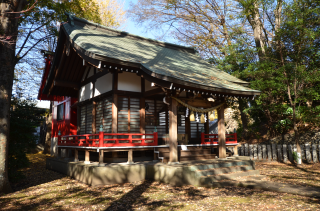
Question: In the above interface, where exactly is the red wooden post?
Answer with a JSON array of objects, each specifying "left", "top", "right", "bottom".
[
  {"left": 154, "top": 132, "right": 158, "bottom": 145},
  {"left": 58, "top": 130, "right": 61, "bottom": 146},
  {"left": 99, "top": 125, "right": 104, "bottom": 147},
  {"left": 201, "top": 132, "right": 205, "bottom": 145},
  {"left": 234, "top": 132, "right": 237, "bottom": 143}
]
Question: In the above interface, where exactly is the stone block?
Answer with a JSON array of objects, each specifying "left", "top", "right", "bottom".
[
  {"left": 258, "top": 145, "right": 262, "bottom": 160},
  {"left": 272, "top": 144, "right": 277, "bottom": 161},
  {"left": 262, "top": 145, "right": 267, "bottom": 160},
  {"left": 253, "top": 144, "right": 257, "bottom": 160},
  {"left": 249, "top": 144, "right": 253, "bottom": 160},
  {"left": 283, "top": 144, "right": 288, "bottom": 162},
  {"left": 312, "top": 144, "right": 318, "bottom": 163},
  {"left": 277, "top": 145, "right": 283, "bottom": 162},
  {"left": 245, "top": 144, "right": 249, "bottom": 156},
  {"left": 267, "top": 145, "right": 272, "bottom": 161},
  {"left": 288, "top": 145, "right": 293, "bottom": 163},
  {"left": 305, "top": 144, "right": 312, "bottom": 163},
  {"left": 241, "top": 145, "right": 245, "bottom": 156}
]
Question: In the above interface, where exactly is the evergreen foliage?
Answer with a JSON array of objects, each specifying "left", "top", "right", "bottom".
[{"left": 8, "top": 98, "right": 48, "bottom": 182}]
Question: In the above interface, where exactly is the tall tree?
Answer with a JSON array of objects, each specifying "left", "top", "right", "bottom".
[
  {"left": 1, "top": 0, "right": 126, "bottom": 193},
  {"left": 129, "top": 0, "right": 242, "bottom": 58},
  {"left": 0, "top": 0, "right": 28, "bottom": 194}
]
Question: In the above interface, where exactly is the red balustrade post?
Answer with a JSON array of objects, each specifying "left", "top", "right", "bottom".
[
  {"left": 154, "top": 132, "right": 158, "bottom": 146},
  {"left": 201, "top": 132, "right": 205, "bottom": 145},
  {"left": 99, "top": 125, "right": 104, "bottom": 147},
  {"left": 234, "top": 132, "right": 237, "bottom": 143},
  {"left": 58, "top": 130, "right": 61, "bottom": 146}
]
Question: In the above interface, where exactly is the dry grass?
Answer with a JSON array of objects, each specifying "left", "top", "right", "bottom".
[{"left": 1, "top": 153, "right": 320, "bottom": 210}]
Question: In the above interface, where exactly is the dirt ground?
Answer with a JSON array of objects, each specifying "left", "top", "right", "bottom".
[{"left": 1, "top": 153, "right": 320, "bottom": 211}]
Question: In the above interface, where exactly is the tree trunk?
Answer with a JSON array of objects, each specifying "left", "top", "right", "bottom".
[
  {"left": 238, "top": 99, "right": 249, "bottom": 139},
  {"left": 43, "top": 114, "right": 52, "bottom": 154},
  {"left": 0, "top": 0, "right": 27, "bottom": 193}
]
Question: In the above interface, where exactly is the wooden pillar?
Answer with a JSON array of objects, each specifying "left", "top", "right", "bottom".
[
  {"left": 112, "top": 94, "right": 118, "bottom": 133},
  {"left": 128, "top": 149, "right": 133, "bottom": 164},
  {"left": 218, "top": 104, "right": 226, "bottom": 158},
  {"left": 185, "top": 115, "right": 190, "bottom": 145},
  {"left": 84, "top": 150, "right": 90, "bottom": 164},
  {"left": 77, "top": 105, "right": 80, "bottom": 135},
  {"left": 140, "top": 78, "right": 146, "bottom": 134},
  {"left": 92, "top": 101, "right": 96, "bottom": 133},
  {"left": 169, "top": 98, "right": 178, "bottom": 163},
  {"left": 140, "top": 98, "right": 145, "bottom": 134},
  {"left": 112, "top": 71, "right": 118, "bottom": 133},
  {"left": 99, "top": 150, "right": 104, "bottom": 166},
  {"left": 74, "top": 149, "right": 79, "bottom": 162}
]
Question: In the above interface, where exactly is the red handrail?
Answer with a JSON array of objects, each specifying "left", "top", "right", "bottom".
[
  {"left": 201, "top": 132, "right": 237, "bottom": 145},
  {"left": 58, "top": 131, "right": 158, "bottom": 147}
]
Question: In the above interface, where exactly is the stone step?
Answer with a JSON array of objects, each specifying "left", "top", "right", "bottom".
[
  {"left": 189, "top": 160, "right": 255, "bottom": 171},
  {"left": 180, "top": 154, "right": 217, "bottom": 161},
  {"left": 199, "top": 170, "right": 261, "bottom": 184},
  {"left": 156, "top": 147, "right": 170, "bottom": 152},
  {"left": 180, "top": 149, "right": 212, "bottom": 156},
  {"left": 196, "top": 165, "right": 254, "bottom": 177}
]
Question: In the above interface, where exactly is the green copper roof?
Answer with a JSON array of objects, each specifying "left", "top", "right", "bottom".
[{"left": 62, "top": 15, "right": 260, "bottom": 94}]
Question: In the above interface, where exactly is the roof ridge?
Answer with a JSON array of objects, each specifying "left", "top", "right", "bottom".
[{"left": 65, "top": 12, "right": 196, "bottom": 53}]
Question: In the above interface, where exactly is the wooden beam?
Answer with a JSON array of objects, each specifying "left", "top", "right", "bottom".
[
  {"left": 54, "top": 80, "right": 79, "bottom": 90},
  {"left": 143, "top": 88, "right": 164, "bottom": 97},
  {"left": 80, "top": 69, "right": 109, "bottom": 86},
  {"left": 218, "top": 103, "right": 226, "bottom": 158},
  {"left": 169, "top": 98, "right": 178, "bottom": 163},
  {"left": 178, "top": 98, "right": 215, "bottom": 108}
]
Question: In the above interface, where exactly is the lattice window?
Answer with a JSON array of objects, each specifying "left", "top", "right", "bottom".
[
  {"left": 79, "top": 103, "right": 93, "bottom": 134},
  {"left": 118, "top": 97, "right": 140, "bottom": 133},
  {"left": 95, "top": 97, "right": 112, "bottom": 133}
]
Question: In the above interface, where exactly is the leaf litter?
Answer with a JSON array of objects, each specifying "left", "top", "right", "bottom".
[{"left": 0, "top": 152, "right": 319, "bottom": 210}]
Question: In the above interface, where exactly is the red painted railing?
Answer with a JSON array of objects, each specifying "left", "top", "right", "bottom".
[
  {"left": 201, "top": 132, "right": 237, "bottom": 145},
  {"left": 58, "top": 131, "right": 158, "bottom": 147}
]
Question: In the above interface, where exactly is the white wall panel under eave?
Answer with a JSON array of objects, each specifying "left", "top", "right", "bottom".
[
  {"left": 94, "top": 73, "right": 112, "bottom": 97},
  {"left": 118, "top": 72, "right": 141, "bottom": 92},
  {"left": 145, "top": 79, "right": 157, "bottom": 91},
  {"left": 79, "top": 82, "right": 93, "bottom": 102}
]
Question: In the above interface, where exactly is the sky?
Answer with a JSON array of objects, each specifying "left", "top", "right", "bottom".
[
  {"left": 37, "top": 0, "right": 159, "bottom": 109},
  {"left": 123, "top": 0, "right": 156, "bottom": 39}
]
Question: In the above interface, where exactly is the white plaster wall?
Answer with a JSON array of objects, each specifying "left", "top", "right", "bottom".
[
  {"left": 118, "top": 72, "right": 141, "bottom": 92},
  {"left": 145, "top": 79, "right": 157, "bottom": 91},
  {"left": 79, "top": 82, "right": 93, "bottom": 102},
  {"left": 94, "top": 73, "right": 112, "bottom": 97}
]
